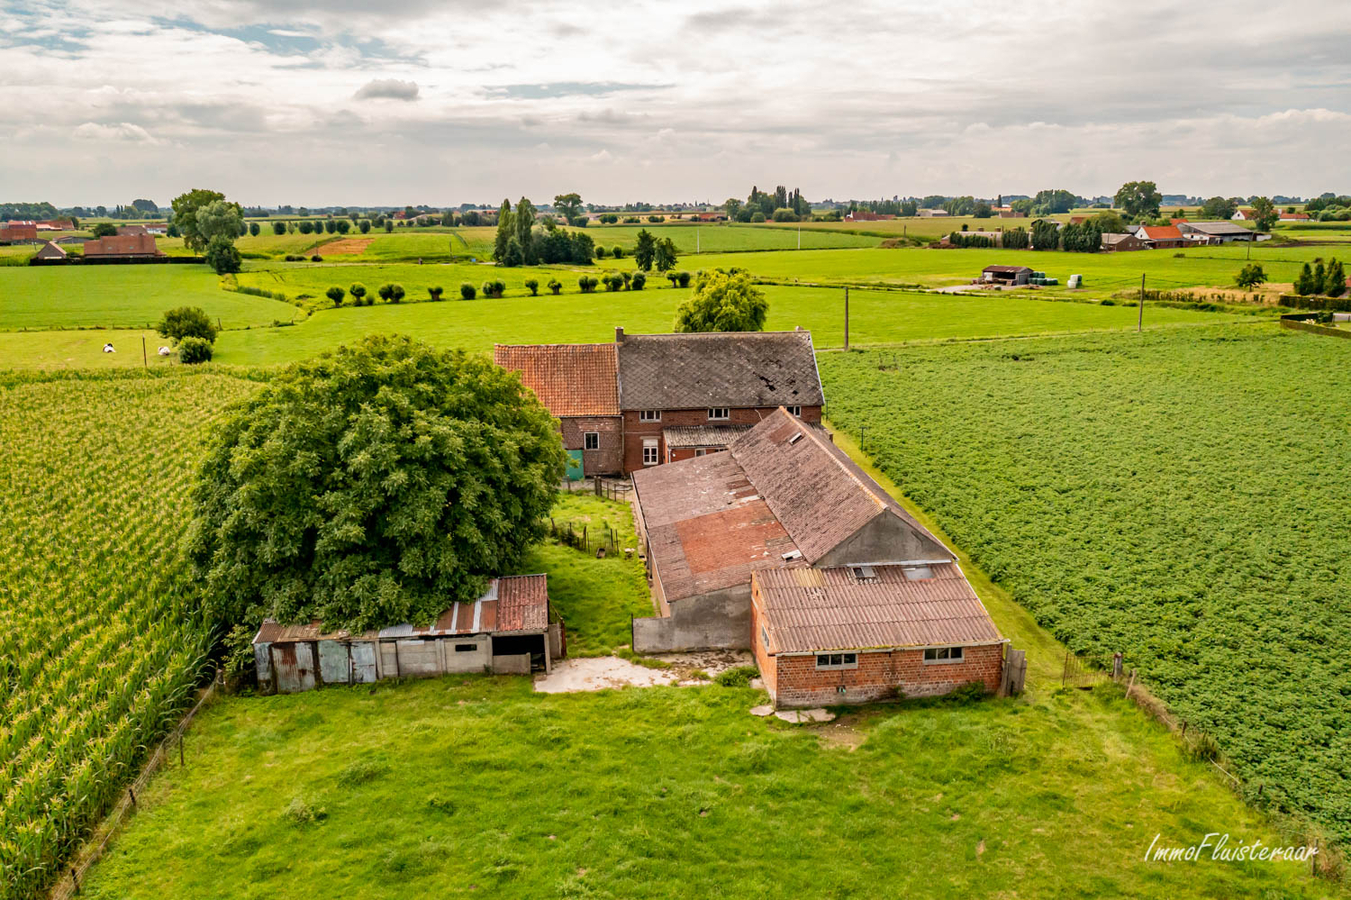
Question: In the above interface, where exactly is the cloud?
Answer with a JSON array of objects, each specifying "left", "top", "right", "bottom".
[
  {"left": 353, "top": 78, "right": 420, "bottom": 101},
  {"left": 72, "top": 121, "right": 158, "bottom": 143}
]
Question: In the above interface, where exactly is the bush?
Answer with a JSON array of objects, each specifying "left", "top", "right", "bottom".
[
  {"left": 428, "top": 285, "right": 444, "bottom": 301},
  {"left": 298, "top": 221, "right": 314, "bottom": 235},
  {"left": 772, "top": 208, "right": 799, "bottom": 222},
  {"left": 623, "top": 216, "right": 640, "bottom": 224},
  {"left": 599, "top": 213, "right": 619, "bottom": 224},
  {"left": 524, "top": 278, "right": 539, "bottom": 296},
  {"left": 579, "top": 275, "right": 598, "bottom": 293},
  {"left": 595, "top": 245, "right": 608, "bottom": 258},
  {"left": 326, "top": 286, "right": 345, "bottom": 306},
  {"left": 603, "top": 273, "right": 623, "bottom": 292},
  {"left": 648, "top": 215, "right": 665, "bottom": 223},
  {"left": 714, "top": 666, "right": 759, "bottom": 687},
  {"left": 460, "top": 282, "right": 477, "bottom": 300},
  {"left": 310, "top": 254, "right": 323, "bottom": 262},
  {"left": 272, "top": 221, "right": 285, "bottom": 235},
  {"left": 1235, "top": 263, "right": 1267, "bottom": 289},
  {"left": 631, "top": 273, "right": 646, "bottom": 290},
  {"left": 750, "top": 211, "right": 766, "bottom": 223},
  {"left": 204, "top": 236, "right": 242, "bottom": 274},
  {"left": 248, "top": 222, "right": 261, "bottom": 237},
  {"left": 157, "top": 306, "right": 218, "bottom": 343},
  {"left": 482, "top": 280, "right": 505, "bottom": 299},
  {"left": 378, "top": 283, "right": 395, "bottom": 302},
  {"left": 178, "top": 336, "right": 213, "bottom": 364},
  {"left": 675, "top": 271, "right": 692, "bottom": 288},
  {"left": 389, "top": 283, "right": 405, "bottom": 303},
  {"left": 350, "top": 283, "right": 367, "bottom": 305},
  {"left": 675, "top": 269, "right": 767, "bottom": 333},
  {"left": 547, "top": 278, "right": 562, "bottom": 295},
  {"left": 284, "top": 254, "right": 305, "bottom": 262}
]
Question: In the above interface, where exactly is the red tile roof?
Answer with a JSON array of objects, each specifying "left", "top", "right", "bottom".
[
  {"left": 494, "top": 343, "right": 619, "bottom": 418},
  {"left": 1138, "top": 225, "right": 1184, "bottom": 241},
  {"left": 754, "top": 564, "right": 1004, "bottom": 654}
]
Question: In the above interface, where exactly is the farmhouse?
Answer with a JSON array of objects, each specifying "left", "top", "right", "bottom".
[
  {"left": 82, "top": 233, "right": 163, "bottom": 258},
  {"left": 1280, "top": 212, "right": 1311, "bottom": 221},
  {"left": 916, "top": 208, "right": 949, "bottom": 217},
  {"left": 629, "top": 408, "right": 1007, "bottom": 703},
  {"left": 1101, "top": 232, "right": 1148, "bottom": 252},
  {"left": 32, "top": 240, "right": 66, "bottom": 260},
  {"left": 1136, "top": 225, "right": 1188, "bottom": 249},
  {"left": 496, "top": 328, "right": 825, "bottom": 476},
  {"left": 252, "top": 574, "right": 561, "bottom": 693},
  {"left": 844, "top": 210, "right": 895, "bottom": 221},
  {"left": 981, "top": 264, "right": 1032, "bottom": 285},
  {"left": 1, "top": 220, "right": 38, "bottom": 243},
  {"left": 751, "top": 565, "right": 1006, "bottom": 707},
  {"left": 492, "top": 343, "right": 621, "bottom": 479}
]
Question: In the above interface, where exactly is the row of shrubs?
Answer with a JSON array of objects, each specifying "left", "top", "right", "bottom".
[{"left": 322, "top": 271, "right": 695, "bottom": 307}]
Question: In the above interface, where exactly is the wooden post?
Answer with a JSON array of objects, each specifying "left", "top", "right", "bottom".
[
  {"left": 129, "top": 787, "right": 136, "bottom": 807},
  {"left": 1138, "top": 273, "right": 1145, "bottom": 332},
  {"left": 843, "top": 287, "right": 849, "bottom": 351},
  {"left": 142, "top": 335, "right": 147, "bottom": 367},
  {"left": 1062, "top": 649, "right": 1070, "bottom": 688},
  {"left": 1126, "top": 668, "right": 1137, "bottom": 700},
  {"left": 71, "top": 867, "right": 79, "bottom": 894},
  {"left": 179, "top": 732, "right": 184, "bottom": 767}
]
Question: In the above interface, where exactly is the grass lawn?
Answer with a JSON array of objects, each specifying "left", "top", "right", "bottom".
[
  {"left": 0, "top": 328, "right": 183, "bottom": 369},
  {"left": 565, "top": 222, "right": 879, "bottom": 253},
  {"left": 0, "top": 265, "right": 298, "bottom": 331},
  {"left": 818, "top": 326, "right": 1351, "bottom": 846},
  {"left": 237, "top": 261, "right": 586, "bottom": 305}
]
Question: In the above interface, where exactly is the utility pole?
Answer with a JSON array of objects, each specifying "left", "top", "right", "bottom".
[
  {"left": 696, "top": 226, "right": 700, "bottom": 254},
  {"left": 844, "top": 287, "right": 850, "bottom": 350},
  {"left": 142, "top": 335, "right": 147, "bottom": 367},
  {"left": 798, "top": 224, "right": 801, "bottom": 250},
  {"left": 1138, "top": 273, "right": 1145, "bottom": 332}
]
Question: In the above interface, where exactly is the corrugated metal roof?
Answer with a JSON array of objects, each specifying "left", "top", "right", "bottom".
[
  {"left": 493, "top": 344, "right": 619, "bottom": 417},
  {"left": 754, "top": 564, "right": 1003, "bottom": 654},
  {"left": 617, "top": 330, "right": 824, "bottom": 410},
  {"left": 253, "top": 574, "right": 549, "bottom": 644},
  {"left": 663, "top": 424, "right": 752, "bottom": 449}
]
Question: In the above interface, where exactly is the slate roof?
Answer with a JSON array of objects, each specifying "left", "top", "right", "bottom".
[
  {"left": 252, "top": 574, "right": 550, "bottom": 643},
  {"left": 753, "top": 564, "right": 1004, "bottom": 654},
  {"left": 494, "top": 343, "right": 619, "bottom": 418},
  {"left": 729, "top": 408, "right": 951, "bottom": 564},
  {"left": 616, "top": 330, "right": 824, "bottom": 411}
]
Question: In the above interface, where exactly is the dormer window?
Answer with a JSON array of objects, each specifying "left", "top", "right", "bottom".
[
  {"left": 851, "top": 565, "right": 876, "bottom": 582},
  {"left": 708, "top": 408, "right": 729, "bottom": 421},
  {"left": 902, "top": 566, "right": 934, "bottom": 581}
]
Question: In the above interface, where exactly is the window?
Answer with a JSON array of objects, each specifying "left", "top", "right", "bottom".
[
  {"left": 923, "top": 646, "right": 964, "bottom": 664},
  {"left": 787, "top": 405, "right": 801, "bottom": 416},
  {"left": 584, "top": 431, "right": 599, "bottom": 450},
  {"left": 708, "top": 408, "right": 729, "bottom": 420},
  {"left": 639, "top": 410, "right": 661, "bottom": 422},
  {"left": 454, "top": 643, "right": 479, "bottom": 653},
  {"left": 760, "top": 626, "right": 769, "bottom": 649},
  {"left": 642, "top": 439, "right": 659, "bottom": 466},
  {"left": 695, "top": 449, "right": 706, "bottom": 457},
  {"left": 851, "top": 565, "right": 877, "bottom": 582},
  {"left": 816, "top": 652, "right": 858, "bottom": 670}
]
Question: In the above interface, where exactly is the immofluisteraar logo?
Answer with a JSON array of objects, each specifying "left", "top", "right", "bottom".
[{"left": 1145, "top": 833, "right": 1318, "bottom": 863}]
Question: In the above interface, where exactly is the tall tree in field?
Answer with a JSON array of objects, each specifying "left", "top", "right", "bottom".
[
  {"left": 514, "top": 197, "right": 536, "bottom": 264},
  {"left": 553, "top": 192, "right": 583, "bottom": 225},
  {"left": 1325, "top": 259, "right": 1347, "bottom": 297},
  {"left": 633, "top": 229, "right": 657, "bottom": 271},
  {"left": 494, "top": 198, "right": 514, "bottom": 264},
  {"left": 188, "top": 335, "right": 566, "bottom": 634},
  {"left": 1250, "top": 197, "right": 1278, "bottom": 232},
  {"left": 654, "top": 237, "right": 678, "bottom": 272},
  {"left": 1114, "top": 181, "right": 1162, "bottom": 221},
  {"left": 1199, "top": 196, "right": 1237, "bottom": 220},
  {"left": 724, "top": 198, "right": 742, "bottom": 220},
  {"left": 674, "top": 269, "right": 768, "bottom": 333},
  {"left": 171, "top": 189, "right": 241, "bottom": 252}
]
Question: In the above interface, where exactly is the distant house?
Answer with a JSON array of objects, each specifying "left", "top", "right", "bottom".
[
  {"left": 1101, "top": 232, "right": 1148, "bottom": 252},
  {"left": 252, "top": 574, "right": 561, "bottom": 693},
  {"left": 631, "top": 409, "right": 1009, "bottom": 706},
  {"left": 1177, "top": 221, "right": 1257, "bottom": 244},
  {"left": 146, "top": 224, "right": 169, "bottom": 235},
  {"left": 1, "top": 221, "right": 38, "bottom": 243},
  {"left": 82, "top": 234, "right": 164, "bottom": 258},
  {"left": 981, "top": 264, "right": 1033, "bottom": 285},
  {"left": 1232, "top": 209, "right": 1257, "bottom": 221},
  {"left": 33, "top": 241, "right": 66, "bottom": 260},
  {"left": 844, "top": 210, "right": 895, "bottom": 221},
  {"left": 116, "top": 224, "right": 149, "bottom": 237},
  {"left": 691, "top": 213, "right": 727, "bottom": 222},
  {"left": 37, "top": 219, "right": 74, "bottom": 231},
  {"left": 917, "top": 209, "right": 949, "bottom": 218},
  {"left": 1280, "top": 212, "right": 1311, "bottom": 221},
  {"left": 997, "top": 210, "right": 1026, "bottom": 218},
  {"left": 1136, "top": 225, "right": 1188, "bottom": 250}
]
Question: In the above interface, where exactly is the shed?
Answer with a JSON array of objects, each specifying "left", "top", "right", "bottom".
[
  {"left": 981, "top": 265, "right": 1033, "bottom": 285},
  {"left": 33, "top": 241, "right": 67, "bottom": 260},
  {"left": 252, "top": 574, "right": 562, "bottom": 693},
  {"left": 1101, "top": 232, "right": 1147, "bottom": 252}
]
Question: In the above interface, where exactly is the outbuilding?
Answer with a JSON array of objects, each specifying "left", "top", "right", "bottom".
[
  {"left": 33, "top": 241, "right": 67, "bottom": 260},
  {"left": 252, "top": 574, "right": 562, "bottom": 693},
  {"left": 981, "top": 264, "right": 1032, "bottom": 285},
  {"left": 1101, "top": 232, "right": 1148, "bottom": 252}
]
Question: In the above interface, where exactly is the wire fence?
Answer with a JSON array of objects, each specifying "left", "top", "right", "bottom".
[{"left": 51, "top": 669, "right": 222, "bottom": 900}]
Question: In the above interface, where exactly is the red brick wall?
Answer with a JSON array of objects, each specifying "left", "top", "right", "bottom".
[
  {"left": 621, "top": 406, "right": 822, "bottom": 473},
  {"left": 750, "top": 582, "right": 776, "bottom": 697},
  {"left": 771, "top": 643, "right": 1003, "bottom": 708},
  {"left": 560, "top": 416, "right": 623, "bottom": 476},
  {"left": 1, "top": 224, "right": 37, "bottom": 242},
  {"left": 669, "top": 447, "right": 729, "bottom": 463},
  {"left": 84, "top": 234, "right": 160, "bottom": 256}
]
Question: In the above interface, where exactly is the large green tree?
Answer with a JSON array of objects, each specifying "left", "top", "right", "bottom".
[
  {"left": 493, "top": 198, "right": 514, "bottom": 263},
  {"left": 633, "top": 228, "right": 657, "bottom": 271},
  {"left": 1114, "top": 181, "right": 1162, "bottom": 220},
  {"left": 170, "top": 189, "right": 242, "bottom": 252},
  {"left": 1199, "top": 196, "right": 1238, "bottom": 220},
  {"left": 553, "top": 192, "right": 583, "bottom": 225},
  {"left": 1250, "top": 196, "right": 1278, "bottom": 232},
  {"left": 674, "top": 268, "right": 768, "bottom": 333},
  {"left": 188, "top": 335, "right": 566, "bottom": 633},
  {"left": 514, "top": 197, "right": 536, "bottom": 263}
]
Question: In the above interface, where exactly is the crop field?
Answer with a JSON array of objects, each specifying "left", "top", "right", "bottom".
[
  {"left": 0, "top": 266, "right": 296, "bottom": 331},
  {"left": 0, "top": 370, "right": 261, "bottom": 899},
  {"left": 196, "top": 284, "right": 1237, "bottom": 367},
  {"left": 564, "top": 223, "right": 879, "bottom": 253},
  {"left": 818, "top": 326, "right": 1351, "bottom": 843}
]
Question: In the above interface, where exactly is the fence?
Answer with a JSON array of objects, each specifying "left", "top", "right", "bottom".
[
  {"left": 548, "top": 516, "right": 627, "bottom": 558},
  {"left": 594, "top": 478, "right": 632, "bottom": 503},
  {"left": 51, "top": 669, "right": 223, "bottom": 900}
]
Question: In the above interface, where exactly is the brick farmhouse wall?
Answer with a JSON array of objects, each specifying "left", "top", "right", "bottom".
[
  {"left": 621, "top": 405, "right": 822, "bottom": 473},
  {"left": 560, "top": 415, "right": 623, "bottom": 476},
  {"left": 770, "top": 644, "right": 1003, "bottom": 708}
]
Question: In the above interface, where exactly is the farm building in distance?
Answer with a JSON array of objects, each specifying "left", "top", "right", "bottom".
[
  {"left": 1178, "top": 221, "right": 1259, "bottom": 243},
  {"left": 981, "top": 265, "right": 1032, "bottom": 285},
  {"left": 1135, "top": 225, "right": 1188, "bottom": 249},
  {"left": 844, "top": 210, "right": 895, "bottom": 221},
  {"left": 82, "top": 234, "right": 163, "bottom": 258},
  {"left": 1101, "top": 232, "right": 1148, "bottom": 252},
  {"left": 33, "top": 241, "right": 66, "bottom": 260},
  {"left": 495, "top": 328, "right": 825, "bottom": 477},
  {"left": 1, "top": 221, "right": 37, "bottom": 243},
  {"left": 252, "top": 574, "right": 562, "bottom": 693},
  {"left": 629, "top": 408, "right": 1010, "bottom": 707}
]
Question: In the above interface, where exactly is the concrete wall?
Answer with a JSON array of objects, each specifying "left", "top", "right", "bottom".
[
  {"left": 632, "top": 584, "right": 751, "bottom": 653},
  {"left": 815, "top": 510, "right": 950, "bottom": 568},
  {"left": 771, "top": 643, "right": 1004, "bottom": 708}
]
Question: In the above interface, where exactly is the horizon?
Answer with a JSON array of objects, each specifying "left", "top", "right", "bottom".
[{"left": 3, "top": 0, "right": 1350, "bottom": 206}]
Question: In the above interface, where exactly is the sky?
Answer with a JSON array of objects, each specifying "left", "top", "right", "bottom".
[{"left": 1, "top": 0, "right": 1349, "bottom": 208}]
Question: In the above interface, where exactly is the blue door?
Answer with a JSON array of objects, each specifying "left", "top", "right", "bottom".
[{"left": 565, "top": 449, "right": 584, "bottom": 480}]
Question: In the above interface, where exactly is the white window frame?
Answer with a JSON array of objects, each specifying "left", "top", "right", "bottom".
[
  {"left": 584, "top": 431, "right": 599, "bottom": 450},
  {"left": 923, "top": 646, "right": 965, "bottom": 664},
  {"left": 642, "top": 439, "right": 659, "bottom": 466},
  {"left": 787, "top": 405, "right": 802, "bottom": 416},
  {"left": 638, "top": 410, "right": 661, "bottom": 422},
  {"left": 708, "top": 407, "right": 729, "bottom": 421},
  {"left": 815, "top": 652, "right": 858, "bottom": 670}
]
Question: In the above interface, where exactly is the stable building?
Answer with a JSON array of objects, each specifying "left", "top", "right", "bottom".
[{"left": 251, "top": 574, "right": 562, "bottom": 693}]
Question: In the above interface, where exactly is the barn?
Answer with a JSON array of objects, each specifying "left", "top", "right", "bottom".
[
  {"left": 252, "top": 574, "right": 562, "bottom": 693},
  {"left": 981, "top": 265, "right": 1032, "bottom": 285}
]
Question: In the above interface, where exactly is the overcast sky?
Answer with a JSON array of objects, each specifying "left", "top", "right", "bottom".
[{"left": 2, "top": 0, "right": 1348, "bottom": 207}]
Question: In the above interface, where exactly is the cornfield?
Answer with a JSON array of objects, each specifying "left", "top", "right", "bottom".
[{"left": 0, "top": 373, "right": 256, "bottom": 899}]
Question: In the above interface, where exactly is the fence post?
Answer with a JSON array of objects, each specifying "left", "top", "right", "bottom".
[
  {"left": 71, "top": 868, "right": 79, "bottom": 894},
  {"left": 180, "top": 731, "right": 184, "bottom": 767}
]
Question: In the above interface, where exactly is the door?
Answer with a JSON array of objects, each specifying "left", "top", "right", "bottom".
[
  {"left": 565, "top": 448, "right": 584, "bottom": 481},
  {"left": 270, "top": 642, "right": 317, "bottom": 693},
  {"left": 350, "top": 641, "right": 378, "bottom": 683}
]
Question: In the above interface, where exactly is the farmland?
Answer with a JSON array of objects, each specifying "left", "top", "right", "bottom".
[
  {"left": 817, "top": 327, "right": 1351, "bottom": 844},
  {"left": 0, "top": 370, "right": 261, "bottom": 899}
]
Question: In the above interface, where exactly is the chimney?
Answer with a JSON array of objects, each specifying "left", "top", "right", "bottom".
[{"left": 615, "top": 326, "right": 625, "bottom": 343}]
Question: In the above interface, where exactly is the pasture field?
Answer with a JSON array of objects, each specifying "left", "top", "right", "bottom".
[
  {"left": 0, "top": 266, "right": 296, "bottom": 331},
  {"left": 564, "top": 222, "right": 879, "bottom": 253},
  {"left": 0, "top": 329, "right": 180, "bottom": 369},
  {"left": 818, "top": 326, "right": 1351, "bottom": 844},
  {"left": 199, "top": 284, "right": 1239, "bottom": 367},
  {"left": 237, "top": 261, "right": 583, "bottom": 306},
  {"left": 0, "top": 370, "right": 261, "bottom": 900}
]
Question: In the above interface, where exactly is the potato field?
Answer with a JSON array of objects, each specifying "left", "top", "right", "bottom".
[
  {"left": 818, "top": 326, "right": 1351, "bottom": 842},
  {"left": 0, "top": 371, "right": 257, "bottom": 899}
]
